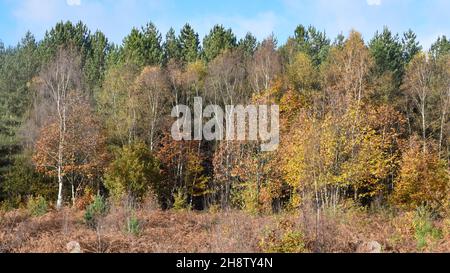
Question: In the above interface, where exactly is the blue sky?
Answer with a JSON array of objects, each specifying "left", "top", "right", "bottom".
[{"left": 0, "top": 0, "right": 449, "bottom": 49}]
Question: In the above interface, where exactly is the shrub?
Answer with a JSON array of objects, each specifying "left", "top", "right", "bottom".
[
  {"left": 2, "top": 156, "right": 55, "bottom": 209},
  {"left": 27, "top": 196, "right": 48, "bottom": 217},
  {"left": 75, "top": 187, "right": 95, "bottom": 211},
  {"left": 173, "top": 189, "right": 190, "bottom": 211},
  {"left": 104, "top": 142, "right": 161, "bottom": 203},
  {"left": 84, "top": 195, "right": 108, "bottom": 228},
  {"left": 413, "top": 206, "right": 443, "bottom": 251},
  {"left": 259, "top": 220, "right": 308, "bottom": 253},
  {"left": 392, "top": 138, "right": 449, "bottom": 212},
  {"left": 126, "top": 213, "right": 141, "bottom": 236}
]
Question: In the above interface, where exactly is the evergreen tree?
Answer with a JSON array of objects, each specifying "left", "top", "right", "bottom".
[
  {"left": 84, "top": 30, "right": 110, "bottom": 91},
  {"left": 0, "top": 32, "right": 40, "bottom": 197},
  {"left": 141, "top": 22, "right": 163, "bottom": 66},
  {"left": 202, "top": 24, "right": 237, "bottom": 62},
  {"left": 163, "top": 27, "right": 181, "bottom": 63},
  {"left": 402, "top": 29, "right": 422, "bottom": 64},
  {"left": 369, "top": 27, "right": 405, "bottom": 86},
  {"left": 238, "top": 32, "right": 258, "bottom": 57},
  {"left": 333, "top": 33, "right": 345, "bottom": 49},
  {"left": 179, "top": 24, "right": 200, "bottom": 63},
  {"left": 430, "top": 35, "right": 450, "bottom": 59},
  {"left": 40, "top": 21, "right": 91, "bottom": 63},
  {"left": 293, "top": 24, "right": 330, "bottom": 66},
  {"left": 122, "top": 27, "right": 145, "bottom": 66}
]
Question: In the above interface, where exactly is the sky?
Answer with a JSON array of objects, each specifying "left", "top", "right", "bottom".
[{"left": 0, "top": 0, "right": 449, "bottom": 49}]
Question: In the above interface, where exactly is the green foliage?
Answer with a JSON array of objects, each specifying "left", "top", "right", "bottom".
[
  {"left": 293, "top": 24, "right": 330, "bottom": 66},
  {"left": 27, "top": 196, "right": 48, "bottom": 217},
  {"left": 2, "top": 155, "right": 55, "bottom": 208},
  {"left": 402, "top": 29, "right": 422, "bottom": 64},
  {"left": 430, "top": 35, "right": 450, "bottom": 59},
  {"left": 39, "top": 21, "right": 110, "bottom": 91},
  {"left": 179, "top": 24, "right": 200, "bottom": 63},
  {"left": 172, "top": 188, "right": 190, "bottom": 211},
  {"left": 238, "top": 32, "right": 258, "bottom": 57},
  {"left": 369, "top": 27, "right": 405, "bottom": 86},
  {"left": 40, "top": 21, "right": 91, "bottom": 61},
  {"left": 104, "top": 142, "right": 161, "bottom": 203},
  {"left": 202, "top": 24, "right": 237, "bottom": 62},
  {"left": 126, "top": 213, "right": 141, "bottom": 236},
  {"left": 84, "top": 195, "right": 108, "bottom": 228},
  {"left": 122, "top": 22, "right": 163, "bottom": 66},
  {"left": 0, "top": 32, "right": 39, "bottom": 189},
  {"left": 84, "top": 30, "right": 110, "bottom": 90},
  {"left": 413, "top": 206, "right": 443, "bottom": 251},
  {"left": 163, "top": 27, "right": 181, "bottom": 63}
]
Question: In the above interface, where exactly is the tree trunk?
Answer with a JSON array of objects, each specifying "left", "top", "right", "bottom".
[{"left": 57, "top": 164, "right": 63, "bottom": 210}]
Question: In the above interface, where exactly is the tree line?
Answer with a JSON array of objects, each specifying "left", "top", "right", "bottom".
[{"left": 0, "top": 21, "right": 449, "bottom": 214}]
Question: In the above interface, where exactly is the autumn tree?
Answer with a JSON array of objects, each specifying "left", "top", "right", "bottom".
[
  {"left": 32, "top": 48, "right": 84, "bottom": 209},
  {"left": 156, "top": 131, "right": 208, "bottom": 209},
  {"left": 248, "top": 35, "right": 281, "bottom": 94},
  {"left": 33, "top": 95, "right": 107, "bottom": 207},
  {"left": 97, "top": 62, "right": 140, "bottom": 145},
  {"left": 104, "top": 142, "right": 161, "bottom": 203},
  {"left": 322, "top": 31, "right": 373, "bottom": 112},
  {"left": 392, "top": 137, "right": 449, "bottom": 211},
  {"left": 134, "top": 66, "right": 171, "bottom": 150},
  {"left": 402, "top": 52, "right": 433, "bottom": 151}
]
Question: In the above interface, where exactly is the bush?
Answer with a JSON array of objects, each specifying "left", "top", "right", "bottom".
[
  {"left": 259, "top": 220, "right": 308, "bottom": 253},
  {"left": 172, "top": 189, "right": 190, "bottom": 211},
  {"left": 27, "top": 196, "right": 48, "bottom": 217},
  {"left": 413, "top": 206, "right": 443, "bottom": 251},
  {"left": 84, "top": 195, "right": 108, "bottom": 228},
  {"left": 104, "top": 142, "right": 161, "bottom": 203},
  {"left": 126, "top": 213, "right": 141, "bottom": 236},
  {"left": 392, "top": 139, "right": 449, "bottom": 212},
  {"left": 2, "top": 156, "right": 55, "bottom": 209}
]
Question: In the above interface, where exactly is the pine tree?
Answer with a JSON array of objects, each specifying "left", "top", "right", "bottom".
[
  {"left": 293, "top": 25, "right": 330, "bottom": 66},
  {"left": 122, "top": 27, "right": 145, "bottom": 66},
  {"left": 369, "top": 27, "right": 405, "bottom": 86},
  {"left": 0, "top": 32, "right": 40, "bottom": 197},
  {"left": 40, "top": 21, "right": 91, "bottom": 63},
  {"left": 163, "top": 27, "right": 181, "bottom": 63},
  {"left": 430, "top": 35, "right": 450, "bottom": 59},
  {"left": 238, "top": 32, "right": 258, "bottom": 57},
  {"left": 179, "top": 24, "right": 200, "bottom": 64},
  {"left": 141, "top": 22, "right": 163, "bottom": 66},
  {"left": 202, "top": 24, "right": 237, "bottom": 62},
  {"left": 402, "top": 29, "right": 422, "bottom": 64},
  {"left": 84, "top": 30, "right": 110, "bottom": 91}
]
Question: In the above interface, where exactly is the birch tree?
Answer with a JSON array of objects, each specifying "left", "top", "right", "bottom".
[{"left": 34, "top": 48, "right": 83, "bottom": 209}]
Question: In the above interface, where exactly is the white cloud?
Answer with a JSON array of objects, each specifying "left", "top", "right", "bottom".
[
  {"left": 367, "top": 0, "right": 382, "bottom": 6},
  {"left": 67, "top": 0, "right": 81, "bottom": 6}
]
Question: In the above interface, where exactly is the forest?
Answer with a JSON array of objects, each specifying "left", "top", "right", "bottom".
[{"left": 0, "top": 21, "right": 449, "bottom": 253}]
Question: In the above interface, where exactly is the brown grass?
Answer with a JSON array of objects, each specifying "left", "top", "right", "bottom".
[{"left": 0, "top": 205, "right": 448, "bottom": 253}]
